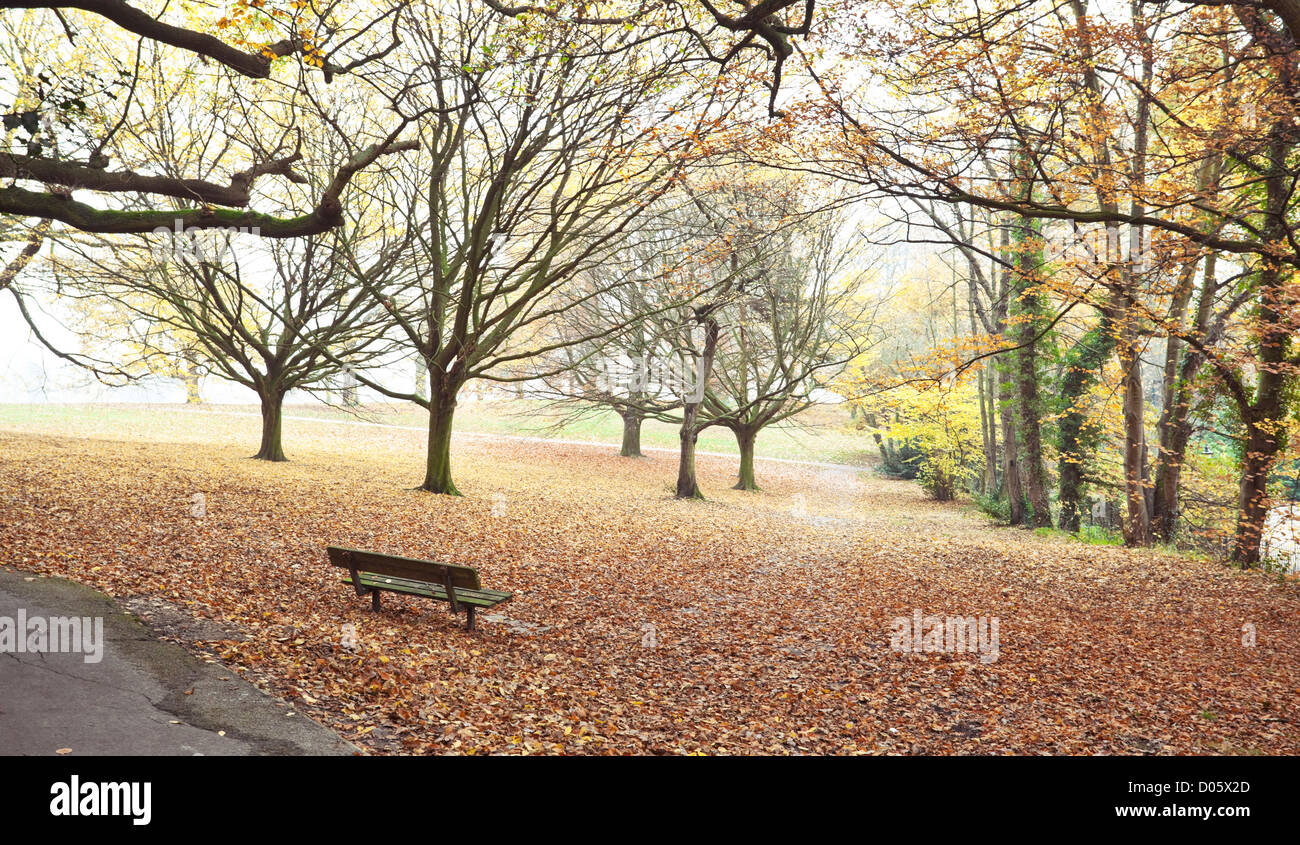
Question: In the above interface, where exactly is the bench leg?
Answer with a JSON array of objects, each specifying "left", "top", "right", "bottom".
[
  {"left": 466, "top": 606, "right": 475, "bottom": 632},
  {"left": 371, "top": 589, "right": 381, "bottom": 612}
]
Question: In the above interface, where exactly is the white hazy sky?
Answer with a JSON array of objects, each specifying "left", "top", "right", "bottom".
[{"left": 0, "top": 292, "right": 367, "bottom": 405}]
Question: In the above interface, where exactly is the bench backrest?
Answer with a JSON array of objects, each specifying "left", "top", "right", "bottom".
[{"left": 326, "top": 546, "right": 482, "bottom": 591}]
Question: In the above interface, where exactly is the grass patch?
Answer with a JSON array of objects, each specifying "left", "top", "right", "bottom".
[
  {"left": 1030, "top": 524, "right": 1124, "bottom": 546},
  {"left": 971, "top": 491, "right": 1010, "bottom": 523},
  {"left": 1077, "top": 524, "right": 1124, "bottom": 546},
  {"left": 0, "top": 401, "right": 875, "bottom": 467}
]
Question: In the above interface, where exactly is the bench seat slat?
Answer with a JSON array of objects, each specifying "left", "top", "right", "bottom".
[
  {"left": 349, "top": 571, "right": 513, "bottom": 601},
  {"left": 327, "top": 545, "right": 481, "bottom": 590},
  {"left": 343, "top": 574, "right": 513, "bottom": 608}
]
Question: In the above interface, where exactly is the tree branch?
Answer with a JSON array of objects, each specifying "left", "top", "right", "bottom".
[
  {"left": 0, "top": 140, "right": 417, "bottom": 236},
  {"left": 8, "top": 0, "right": 299, "bottom": 78}
]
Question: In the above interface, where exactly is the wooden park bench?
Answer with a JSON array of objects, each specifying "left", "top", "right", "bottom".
[{"left": 326, "top": 545, "right": 512, "bottom": 632}]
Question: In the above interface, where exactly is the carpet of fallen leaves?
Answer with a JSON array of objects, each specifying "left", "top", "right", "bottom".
[{"left": 2, "top": 409, "right": 1298, "bottom": 755}]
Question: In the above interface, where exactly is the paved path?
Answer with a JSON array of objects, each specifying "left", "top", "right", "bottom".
[{"left": 0, "top": 569, "right": 356, "bottom": 756}]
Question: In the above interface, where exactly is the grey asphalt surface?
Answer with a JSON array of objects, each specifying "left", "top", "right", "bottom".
[{"left": 0, "top": 568, "right": 356, "bottom": 756}]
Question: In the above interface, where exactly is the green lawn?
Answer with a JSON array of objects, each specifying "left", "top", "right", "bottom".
[{"left": 0, "top": 400, "right": 878, "bottom": 466}]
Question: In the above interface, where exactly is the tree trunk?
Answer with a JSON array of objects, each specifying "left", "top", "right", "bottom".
[
  {"left": 184, "top": 362, "right": 202, "bottom": 405},
  {"left": 1057, "top": 457, "right": 1084, "bottom": 534},
  {"left": 1231, "top": 274, "right": 1290, "bottom": 566},
  {"left": 1234, "top": 418, "right": 1279, "bottom": 567},
  {"left": 1014, "top": 341, "right": 1052, "bottom": 528},
  {"left": 1121, "top": 12, "right": 1154, "bottom": 548},
  {"left": 999, "top": 363, "right": 1025, "bottom": 525},
  {"left": 991, "top": 215, "right": 1020, "bottom": 519},
  {"left": 734, "top": 426, "right": 759, "bottom": 491},
  {"left": 977, "top": 367, "right": 996, "bottom": 494},
  {"left": 1151, "top": 420, "right": 1191, "bottom": 543},
  {"left": 1119, "top": 342, "right": 1153, "bottom": 546},
  {"left": 422, "top": 388, "right": 461, "bottom": 495},
  {"left": 1056, "top": 315, "right": 1117, "bottom": 533},
  {"left": 619, "top": 410, "right": 643, "bottom": 457},
  {"left": 675, "top": 318, "right": 719, "bottom": 500},
  {"left": 1010, "top": 213, "right": 1052, "bottom": 528},
  {"left": 254, "top": 388, "right": 287, "bottom": 462},
  {"left": 1153, "top": 253, "right": 1215, "bottom": 542},
  {"left": 1224, "top": 128, "right": 1295, "bottom": 566},
  {"left": 1152, "top": 151, "right": 1222, "bottom": 543},
  {"left": 968, "top": 275, "right": 997, "bottom": 495},
  {"left": 676, "top": 418, "right": 703, "bottom": 499},
  {"left": 863, "top": 412, "right": 890, "bottom": 464}
]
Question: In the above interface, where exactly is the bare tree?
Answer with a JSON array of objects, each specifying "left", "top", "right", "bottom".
[
  {"left": 531, "top": 197, "right": 742, "bottom": 457},
  {"left": 43, "top": 115, "right": 402, "bottom": 461},
  {"left": 335, "top": 0, "right": 738, "bottom": 494},
  {"left": 707, "top": 201, "right": 877, "bottom": 490}
]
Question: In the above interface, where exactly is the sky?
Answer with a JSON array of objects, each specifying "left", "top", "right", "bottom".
[{"left": 0, "top": 292, "right": 334, "bottom": 405}]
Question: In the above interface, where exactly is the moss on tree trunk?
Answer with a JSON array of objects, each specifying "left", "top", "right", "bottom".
[
  {"left": 422, "top": 391, "right": 461, "bottom": 495},
  {"left": 1056, "top": 317, "right": 1117, "bottom": 533}
]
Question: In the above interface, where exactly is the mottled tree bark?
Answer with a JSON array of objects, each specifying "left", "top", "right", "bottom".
[
  {"left": 676, "top": 318, "right": 719, "bottom": 499},
  {"left": 619, "top": 410, "right": 644, "bottom": 458},
  {"left": 422, "top": 382, "right": 462, "bottom": 495},
  {"left": 254, "top": 386, "right": 287, "bottom": 462},
  {"left": 733, "top": 426, "right": 759, "bottom": 491}
]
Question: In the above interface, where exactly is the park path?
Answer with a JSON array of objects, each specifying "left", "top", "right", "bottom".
[{"left": 0, "top": 568, "right": 356, "bottom": 756}]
